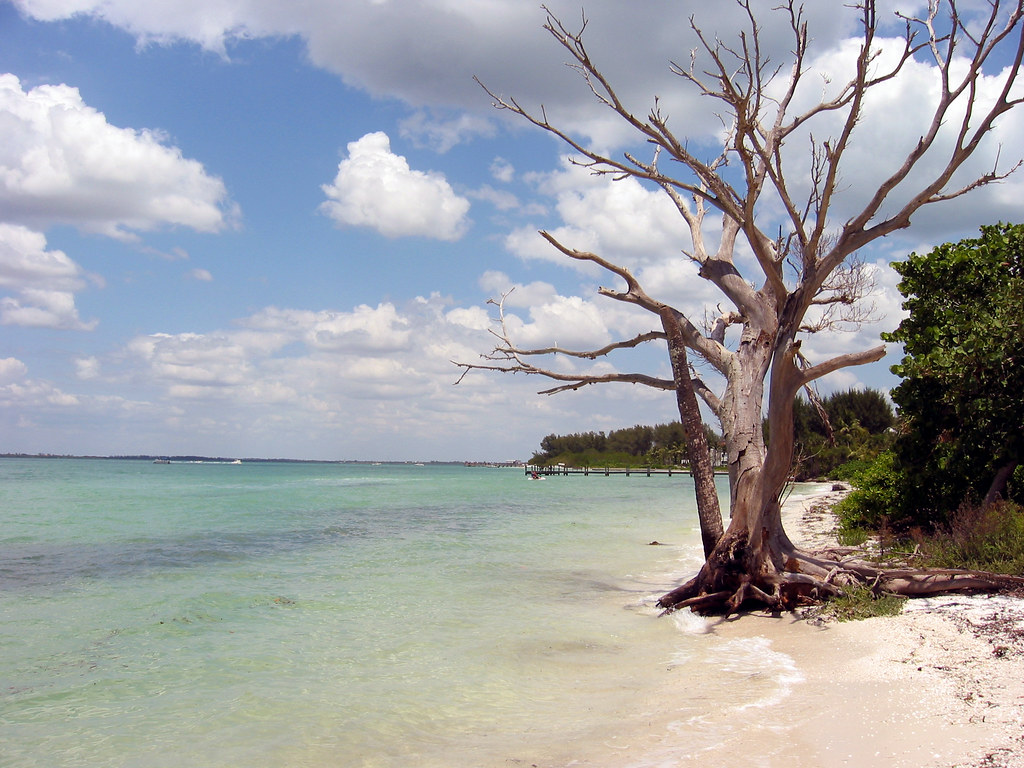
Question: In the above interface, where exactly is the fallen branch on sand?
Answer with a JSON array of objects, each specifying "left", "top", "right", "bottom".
[{"left": 658, "top": 543, "right": 1024, "bottom": 617}]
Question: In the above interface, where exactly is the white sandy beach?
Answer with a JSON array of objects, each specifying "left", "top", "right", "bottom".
[
  {"left": 716, "top": 487, "right": 1024, "bottom": 768},
  {"left": 560, "top": 487, "right": 1024, "bottom": 768}
]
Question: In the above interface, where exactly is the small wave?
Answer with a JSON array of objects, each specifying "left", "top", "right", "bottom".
[
  {"left": 709, "top": 636, "right": 805, "bottom": 711},
  {"left": 669, "top": 609, "right": 712, "bottom": 636}
]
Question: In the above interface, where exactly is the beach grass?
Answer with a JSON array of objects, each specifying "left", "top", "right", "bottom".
[
  {"left": 913, "top": 500, "right": 1024, "bottom": 575},
  {"left": 813, "top": 586, "right": 908, "bottom": 622}
]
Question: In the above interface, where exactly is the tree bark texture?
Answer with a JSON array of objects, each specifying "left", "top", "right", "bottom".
[{"left": 660, "top": 307, "right": 724, "bottom": 558}]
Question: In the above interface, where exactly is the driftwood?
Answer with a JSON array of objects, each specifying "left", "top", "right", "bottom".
[{"left": 658, "top": 544, "right": 1024, "bottom": 617}]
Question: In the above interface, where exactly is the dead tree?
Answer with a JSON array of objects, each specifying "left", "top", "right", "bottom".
[{"left": 457, "top": 1, "right": 1024, "bottom": 614}]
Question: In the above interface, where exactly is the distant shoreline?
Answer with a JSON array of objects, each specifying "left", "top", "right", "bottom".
[{"left": 0, "top": 453, "right": 469, "bottom": 465}]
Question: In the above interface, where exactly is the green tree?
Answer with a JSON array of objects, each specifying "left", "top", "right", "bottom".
[
  {"left": 885, "top": 223, "right": 1024, "bottom": 519},
  {"left": 791, "top": 388, "right": 895, "bottom": 480}
]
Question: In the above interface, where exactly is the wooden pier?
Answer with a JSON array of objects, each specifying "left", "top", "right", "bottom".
[{"left": 525, "top": 464, "right": 717, "bottom": 477}]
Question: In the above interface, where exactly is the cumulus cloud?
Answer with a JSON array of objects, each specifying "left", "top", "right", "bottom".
[
  {"left": 1, "top": 288, "right": 96, "bottom": 330},
  {"left": 765, "top": 36, "right": 1024, "bottom": 240},
  {"left": 123, "top": 300, "right": 431, "bottom": 409},
  {"left": 242, "top": 303, "right": 413, "bottom": 354},
  {"left": 0, "top": 285, "right": 680, "bottom": 457},
  {"left": 0, "top": 374, "right": 79, "bottom": 408},
  {"left": 445, "top": 305, "right": 490, "bottom": 331},
  {"left": 0, "top": 356, "right": 28, "bottom": 383},
  {"left": 504, "top": 162, "right": 690, "bottom": 274},
  {"left": 104, "top": 296, "right": 513, "bottom": 455},
  {"left": 511, "top": 295, "right": 613, "bottom": 350},
  {"left": 188, "top": 268, "right": 213, "bottom": 282},
  {"left": 0, "top": 74, "right": 236, "bottom": 239},
  {"left": 490, "top": 158, "right": 515, "bottom": 183},
  {"left": 0, "top": 223, "right": 96, "bottom": 329},
  {"left": 74, "top": 356, "right": 101, "bottom": 379},
  {"left": 320, "top": 132, "right": 470, "bottom": 241},
  {"left": 0, "top": 223, "right": 86, "bottom": 291},
  {"left": 469, "top": 184, "right": 519, "bottom": 211},
  {"left": 7, "top": 1, "right": 855, "bottom": 151}
]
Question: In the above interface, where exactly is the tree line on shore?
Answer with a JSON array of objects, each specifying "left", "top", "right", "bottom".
[
  {"left": 532, "top": 387, "right": 895, "bottom": 479},
  {"left": 530, "top": 422, "right": 724, "bottom": 468}
]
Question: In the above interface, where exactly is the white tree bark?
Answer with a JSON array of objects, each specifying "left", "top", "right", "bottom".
[{"left": 456, "top": 0, "right": 1024, "bottom": 613}]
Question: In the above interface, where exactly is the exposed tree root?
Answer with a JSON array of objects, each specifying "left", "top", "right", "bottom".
[{"left": 657, "top": 546, "right": 1024, "bottom": 617}]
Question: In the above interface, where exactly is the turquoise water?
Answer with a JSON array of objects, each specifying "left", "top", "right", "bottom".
[{"left": 0, "top": 459, "right": 813, "bottom": 767}]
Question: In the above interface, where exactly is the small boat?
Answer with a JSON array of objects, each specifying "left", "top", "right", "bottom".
[{"left": 153, "top": 459, "right": 170, "bottom": 464}]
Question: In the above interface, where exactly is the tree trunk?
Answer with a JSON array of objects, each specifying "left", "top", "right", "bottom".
[
  {"left": 983, "top": 460, "right": 1020, "bottom": 508},
  {"left": 660, "top": 307, "right": 723, "bottom": 558},
  {"left": 658, "top": 349, "right": 1024, "bottom": 615}
]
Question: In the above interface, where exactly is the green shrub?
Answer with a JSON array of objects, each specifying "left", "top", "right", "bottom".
[
  {"left": 833, "top": 451, "right": 909, "bottom": 539},
  {"left": 832, "top": 458, "right": 874, "bottom": 482},
  {"left": 915, "top": 501, "right": 1024, "bottom": 574}
]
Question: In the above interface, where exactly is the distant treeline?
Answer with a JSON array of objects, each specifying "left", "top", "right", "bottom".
[
  {"left": 530, "top": 422, "right": 725, "bottom": 468},
  {"left": 532, "top": 388, "right": 895, "bottom": 476}
]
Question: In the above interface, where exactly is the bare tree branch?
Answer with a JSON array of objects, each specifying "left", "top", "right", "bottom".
[
  {"left": 458, "top": 1, "right": 1024, "bottom": 614},
  {"left": 797, "top": 344, "right": 887, "bottom": 388}
]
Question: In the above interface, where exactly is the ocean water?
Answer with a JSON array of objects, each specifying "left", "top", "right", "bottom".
[{"left": 0, "top": 459, "right": 819, "bottom": 767}]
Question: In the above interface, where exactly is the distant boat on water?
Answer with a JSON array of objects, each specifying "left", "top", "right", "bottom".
[{"left": 153, "top": 459, "right": 170, "bottom": 464}]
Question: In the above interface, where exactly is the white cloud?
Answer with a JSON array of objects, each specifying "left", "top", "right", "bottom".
[
  {"left": 478, "top": 270, "right": 557, "bottom": 308},
  {"left": 0, "top": 285, "right": 686, "bottom": 458},
  {"left": 0, "top": 356, "right": 28, "bottom": 383},
  {"left": 0, "top": 223, "right": 86, "bottom": 291},
  {"left": 398, "top": 110, "right": 496, "bottom": 153},
  {"left": 320, "top": 132, "right": 470, "bottom": 241},
  {"left": 0, "top": 223, "right": 96, "bottom": 329},
  {"left": 445, "top": 305, "right": 490, "bottom": 331},
  {"left": 504, "top": 162, "right": 691, "bottom": 278},
  {"left": 513, "top": 295, "right": 612, "bottom": 350},
  {"left": 0, "top": 74, "right": 236, "bottom": 239},
  {"left": 490, "top": 157, "right": 514, "bottom": 183},
  {"left": 0, "top": 288, "right": 96, "bottom": 329},
  {"left": 242, "top": 303, "right": 413, "bottom": 354},
  {"left": 308, "top": 303, "right": 413, "bottom": 353},
  {"left": 74, "top": 356, "right": 100, "bottom": 379},
  {"left": 766, "top": 37, "right": 1024, "bottom": 241},
  {"left": 128, "top": 331, "right": 251, "bottom": 391},
  {"left": 470, "top": 184, "right": 519, "bottom": 212},
  {"left": 6, "top": 2, "right": 854, "bottom": 150},
  {"left": 113, "top": 299, "right": 442, "bottom": 425},
  {"left": 103, "top": 292, "right": 655, "bottom": 455},
  {"left": 0, "top": 375, "right": 79, "bottom": 408},
  {"left": 188, "top": 268, "right": 213, "bottom": 282}
]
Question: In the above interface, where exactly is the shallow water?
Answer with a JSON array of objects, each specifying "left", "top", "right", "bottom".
[{"left": 0, "top": 458, "right": 821, "bottom": 767}]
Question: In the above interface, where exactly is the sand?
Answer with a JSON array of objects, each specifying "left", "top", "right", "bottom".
[
  {"left": 730, "top": 485, "right": 1024, "bottom": 768},
  {"left": 513, "top": 487, "right": 1024, "bottom": 768}
]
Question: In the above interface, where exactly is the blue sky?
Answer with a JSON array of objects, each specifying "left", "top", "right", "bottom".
[{"left": 1, "top": 1, "right": 1022, "bottom": 461}]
